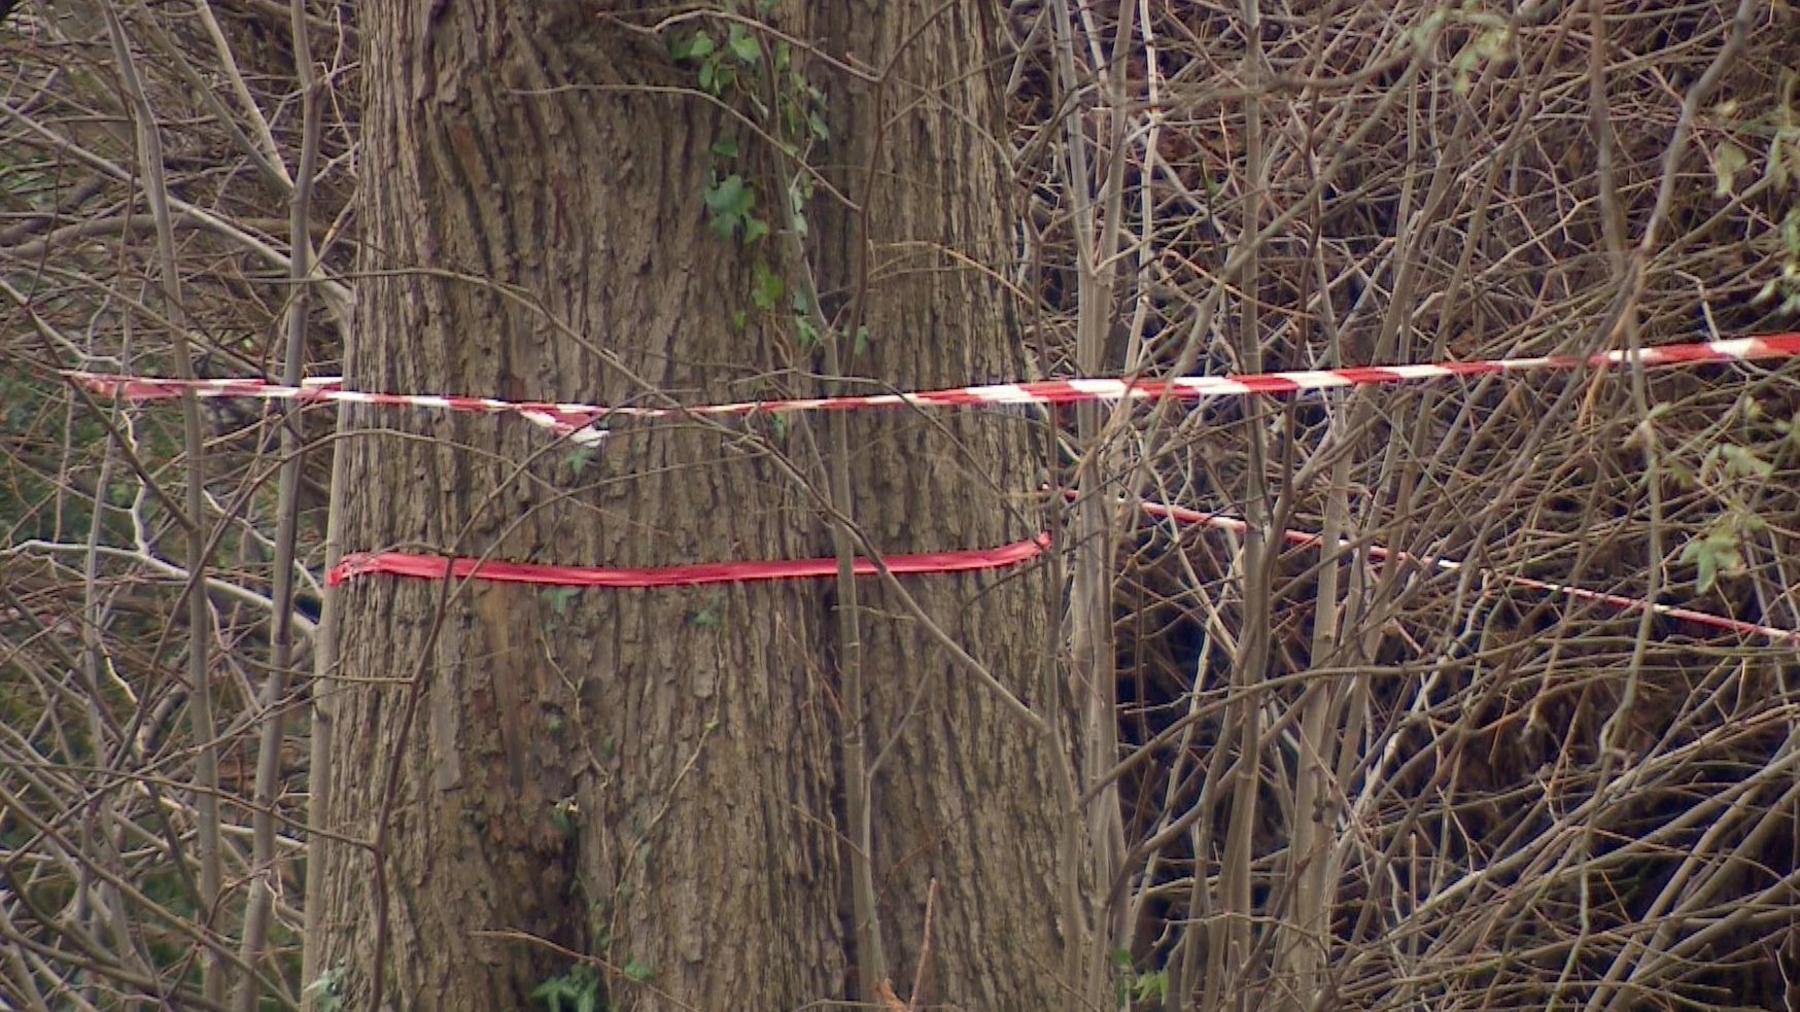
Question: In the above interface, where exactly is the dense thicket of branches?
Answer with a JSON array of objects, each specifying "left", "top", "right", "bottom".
[{"left": 3, "top": 0, "right": 1798, "bottom": 1009}]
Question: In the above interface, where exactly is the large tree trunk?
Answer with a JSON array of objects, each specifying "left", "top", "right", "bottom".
[{"left": 313, "top": 3, "right": 1080, "bottom": 1010}]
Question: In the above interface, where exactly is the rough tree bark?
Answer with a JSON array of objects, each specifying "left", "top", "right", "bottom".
[{"left": 312, "top": 3, "right": 1080, "bottom": 1010}]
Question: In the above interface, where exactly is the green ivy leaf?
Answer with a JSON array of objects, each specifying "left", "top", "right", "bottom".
[
  {"left": 687, "top": 595, "right": 726, "bottom": 628},
  {"left": 549, "top": 798, "right": 576, "bottom": 837},
  {"left": 751, "top": 261, "right": 785, "bottom": 311},
  {"left": 710, "top": 135, "right": 739, "bottom": 161},
  {"left": 698, "top": 57, "right": 736, "bottom": 97},
  {"left": 304, "top": 970, "right": 345, "bottom": 1012},
  {"left": 670, "top": 31, "right": 715, "bottom": 62},
  {"left": 727, "top": 25, "right": 761, "bottom": 65},
  {"left": 704, "top": 174, "right": 754, "bottom": 238},
  {"left": 781, "top": 96, "right": 804, "bottom": 141},
  {"left": 742, "top": 216, "right": 769, "bottom": 244},
  {"left": 532, "top": 964, "right": 602, "bottom": 1012},
  {"left": 1133, "top": 969, "right": 1169, "bottom": 1002},
  {"left": 540, "top": 586, "right": 579, "bottom": 617},
  {"left": 564, "top": 444, "right": 595, "bottom": 478},
  {"left": 530, "top": 977, "right": 574, "bottom": 1012},
  {"left": 706, "top": 174, "right": 751, "bottom": 214},
  {"left": 623, "top": 959, "right": 654, "bottom": 982}
]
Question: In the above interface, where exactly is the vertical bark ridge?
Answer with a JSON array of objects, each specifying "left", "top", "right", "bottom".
[{"left": 805, "top": 2, "right": 1076, "bottom": 1006}]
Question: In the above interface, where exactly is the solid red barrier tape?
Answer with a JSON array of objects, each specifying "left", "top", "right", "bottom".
[
  {"left": 326, "top": 533, "right": 1052, "bottom": 589},
  {"left": 69, "top": 333, "right": 1800, "bottom": 439}
]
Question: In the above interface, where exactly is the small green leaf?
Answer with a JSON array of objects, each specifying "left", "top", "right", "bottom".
[
  {"left": 530, "top": 978, "right": 572, "bottom": 1012},
  {"left": 742, "top": 216, "right": 769, "bottom": 244},
  {"left": 1712, "top": 141, "right": 1748, "bottom": 196},
  {"left": 698, "top": 56, "right": 737, "bottom": 97},
  {"left": 808, "top": 108, "right": 831, "bottom": 141},
  {"left": 1681, "top": 528, "right": 1744, "bottom": 594},
  {"left": 1764, "top": 133, "right": 1788, "bottom": 187},
  {"left": 781, "top": 97, "right": 803, "bottom": 141},
  {"left": 670, "top": 31, "right": 715, "bottom": 62},
  {"left": 710, "top": 135, "right": 740, "bottom": 161},
  {"left": 732, "top": 308, "right": 748, "bottom": 331},
  {"left": 1473, "top": 26, "right": 1510, "bottom": 60},
  {"left": 688, "top": 595, "right": 726, "bottom": 628},
  {"left": 531, "top": 965, "right": 600, "bottom": 1012},
  {"left": 769, "top": 411, "right": 788, "bottom": 439},
  {"left": 727, "top": 24, "right": 761, "bottom": 65},
  {"left": 1719, "top": 443, "right": 1773, "bottom": 479},
  {"left": 541, "top": 586, "right": 579, "bottom": 616},
  {"left": 1133, "top": 969, "right": 1169, "bottom": 1002},
  {"left": 705, "top": 174, "right": 750, "bottom": 216},
  {"left": 564, "top": 445, "right": 596, "bottom": 477},
  {"left": 788, "top": 173, "right": 814, "bottom": 206},
  {"left": 549, "top": 798, "right": 577, "bottom": 837},
  {"left": 1664, "top": 459, "right": 1697, "bottom": 489},
  {"left": 704, "top": 174, "right": 755, "bottom": 238},
  {"left": 304, "top": 970, "right": 345, "bottom": 1012},
  {"left": 1694, "top": 544, "right": 1720, "bottom": 593},
  {"left": 751, "top": 261, "right": 785, "bottom": 311},
  {"left": 853, "top": 325, "right": 870, "bottom": 357},
  {"left": 623, "top": 958, "right": 654, "bottom": 982}
]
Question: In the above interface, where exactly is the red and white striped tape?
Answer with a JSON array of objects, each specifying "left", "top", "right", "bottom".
[
  {"left": 64, "top": 334, "right": 1800, "bottom": 642},
  {"left": 69, "top": 333, "right": 1800, "bottom": 440},
  {"left": 325, "top": 495, "right": 1797, "bottom": 645},
  {"left": 68, "top": 373, "right": 612, "bottom": 445},
  {"left": 1132, "top": 499, "right": 1799, "bottom": 644}
]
